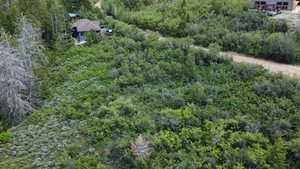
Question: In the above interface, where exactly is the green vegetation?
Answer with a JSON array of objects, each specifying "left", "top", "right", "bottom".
[
  {"left": 0, "top": 132, "right": 12, "bottom": 145},
  {"left": 1, "top": 18, "right": 299, "bottom": 168},
  {"left": 86, "top": 30, "right": 103, "bottom": 45},
  {"left": 103, "top": 0, "right": 300, "bottom": 64},
  {"left": 61, "top": 0, "right": 92, "bottom": 12},
  {"left": 0, "top": 0, "right": 300, "bottom": 168}
]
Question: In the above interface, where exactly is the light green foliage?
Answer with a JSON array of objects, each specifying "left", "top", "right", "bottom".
[
  {"left": 24, "top": 109, "right": 51, "bottom": 125},
  {"left": 0, "top": 132, "right": 12, "bottom": 145}
]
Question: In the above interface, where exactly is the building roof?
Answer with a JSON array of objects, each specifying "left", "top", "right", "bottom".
[
  {"left": 72, "top": 19, "right": 101, "bottom": 32},
  {"left": 68, "top": 13, "right": 80, "bottom": 17}
]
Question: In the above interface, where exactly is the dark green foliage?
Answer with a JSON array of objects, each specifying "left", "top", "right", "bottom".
[
  {"left": 0, "top": 120, "right": 9, "bottom": 133},
  {"left": 60, "top": 0, "right": 91, "bottom": 12},
  {"left": 0, "top": 3, "right": 20, "bottom": 34},
  {"left": 262, "top": 33, "right": 299, "bottom": 63},
  {"left": 232, "top": 12, "right": 269, "bottom": 32},
  {"left": 121, "top": 0, "right": 154, "bottom": 9},
  {"left": 0, "top": 0, "right": 68, "bottom": 47},
  {"left": 287, "top": 138, "right": 300, "bottom": 167}
]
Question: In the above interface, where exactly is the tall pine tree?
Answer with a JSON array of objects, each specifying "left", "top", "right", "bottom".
[
  {"left": 60, "top": 0, "right": 92, "bottom": 12},
  {"left": 0, "top": 1, "right": 20, "bottom": 34}
]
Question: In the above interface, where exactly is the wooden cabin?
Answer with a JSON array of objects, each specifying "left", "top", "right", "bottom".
[
  {"left": 71, "top": 19, "right": 101, "bottom": 44},
  {"left": 253, "top": 0, "right": 298, "bottom": 10}
]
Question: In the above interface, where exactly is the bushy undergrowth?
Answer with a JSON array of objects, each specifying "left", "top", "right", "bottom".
[
  {"left": 1, "top": 18, "right": 299, "bottom": 168},
  {"left": 103, "top": 0, "right": 300, "bottom": 64},
  {"left": 14, "top": 19, "right": 297, "bottom": 168},
  {"left": 0, "top": 132, "right": 12, "bottom": 145}
]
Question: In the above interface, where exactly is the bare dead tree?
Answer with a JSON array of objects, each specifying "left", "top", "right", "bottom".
[
  {"left": 130, "top": 136, "right": 152, "bottom": 159},
  {"left": 0, "top": 16, "right": 44, "bottom": 124},
  {"left": 16, "top": 15, "right": 45, "bottom": 68},
  {"left": 0, "top": 31, "right": 34, "bottom": 124},
  {"left": 16, "top": 15, "right": 45, "bottom": 108}
]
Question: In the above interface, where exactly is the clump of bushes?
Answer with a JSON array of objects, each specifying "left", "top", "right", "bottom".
[
  {"left": 58, "top": 144, "right": 109, "bottom": 169},
  {"left": 262, "top": 33, "right": 298, "bottom": 63},
  {"left": 85, "top": 30, "right": 103, "bottom": 45},
  {"left": 0, "top": 131, "right": 12, "bottom": 145}
]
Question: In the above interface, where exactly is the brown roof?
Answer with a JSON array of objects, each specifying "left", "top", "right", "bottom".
[{"left": 72, "top": 19, "right": 100, "bottom": 32}]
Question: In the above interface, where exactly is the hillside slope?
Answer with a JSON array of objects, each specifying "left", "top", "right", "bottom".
[{"left": 1, "top": 19, "right": 300, "bottom": 169}]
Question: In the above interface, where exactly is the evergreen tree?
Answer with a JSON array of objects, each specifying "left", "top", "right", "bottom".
[
  {"left": 0, "top": 2, "right": 20, "bottom": 34},
  {"left": 60, "top": 0, "right": 92, "bottom": 12}
]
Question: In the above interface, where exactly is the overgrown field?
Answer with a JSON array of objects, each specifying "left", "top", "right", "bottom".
[
  {"left": 1, "top": 18, "right": 300, "bottom": 169},
  {"left": 103, "top": 0, "right": 300, "bottom": 64}
]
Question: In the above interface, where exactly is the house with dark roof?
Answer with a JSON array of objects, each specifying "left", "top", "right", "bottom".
[
  {"left": 253, "top": 0, "right": 298, "bottom": 10},
  {"left": 71, "top": 19, "right": 101, "bottom": 44}
]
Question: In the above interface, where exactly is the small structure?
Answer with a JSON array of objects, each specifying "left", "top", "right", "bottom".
[
  {"left": 71, "top": 19, "right": 101, "bottom": 44},
  {"left": 66, "top": 13, "right": 80, "bottom": 23},
  {"left": 253, "top": 0, "right": 298, "bottom": 10}
]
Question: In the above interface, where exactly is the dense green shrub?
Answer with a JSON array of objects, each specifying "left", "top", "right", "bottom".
[
  {"left": 0, "top": 120, "right": 9, "bottom": 133},
  {"left": 262, "top": 33, "right": 298, "bottom": 63},
  {"left": 25, "top": 108, "right": 51, "bottom": 125},
  {"left": 0, "top": 131, "right": 12, "bottom": 145},
  {"left": 287, "top": 138, "right": 300, "bottom": 167},
  {"left": 85, "top": 30, "right": 103, "bottom": 45},
  {"left": 58, "top": 144, "right": 109, "bottom": 169},
  {"left": 231, "top": 12, "right": 269, "bottom": 32},
  {"left": 267, "top": 19, "right": 289, "bottom": 33},
  {"left": 292, "top": 91, "right": 300, "bottom": 105},
  {"left": 232, "top": 63, "right": 266, "bottom": 81}
]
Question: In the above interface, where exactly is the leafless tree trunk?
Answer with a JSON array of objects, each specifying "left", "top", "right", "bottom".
[
  {"left": 0, "top": 31, "right": 33, "bottom": 124},
  {"left": 0, "top": 16, "right": 44, "bottom": 125}
]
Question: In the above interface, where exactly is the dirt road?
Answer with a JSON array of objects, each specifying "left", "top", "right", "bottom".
[
  {"left": 159, "top": 36, "right": 300, "bottom": 78},
  {"left": 220, "top": 51, "right": 300, "bottom": 78}
]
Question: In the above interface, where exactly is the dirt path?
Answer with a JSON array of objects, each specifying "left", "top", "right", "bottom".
[
  {"left": 220, "top": 51, "right": 300, "bottom": 78},
  {"left": 159, "top": 36, "right": 300, "bottom": 78}
]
